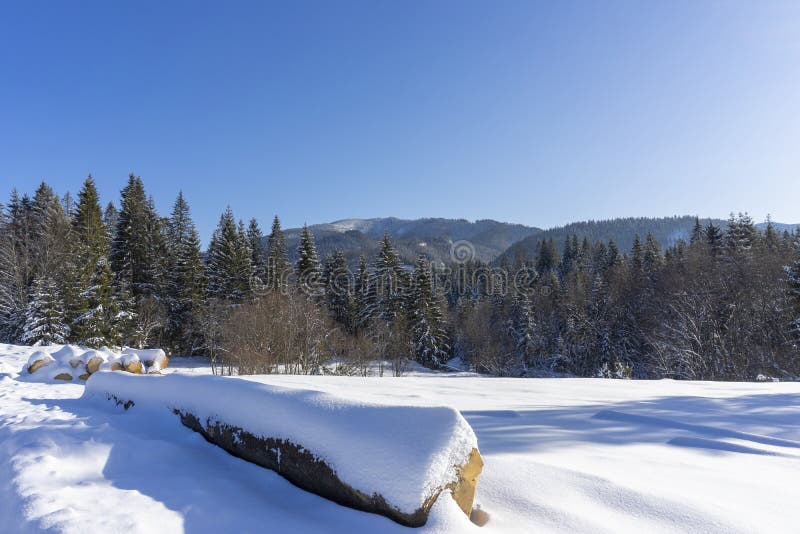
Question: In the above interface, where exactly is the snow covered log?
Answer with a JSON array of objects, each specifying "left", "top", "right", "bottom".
[{"left": 83, "top": 372, "right": 482, "bottom": 526}]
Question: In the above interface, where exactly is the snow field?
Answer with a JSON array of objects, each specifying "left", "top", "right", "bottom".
[{"left": 2, "top": 343, "right": 800, "bottom": 533}]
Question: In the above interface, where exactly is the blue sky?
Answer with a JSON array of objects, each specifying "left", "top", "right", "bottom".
[{"left": 1, "top": 1, "right": 798, "bottom": 243}]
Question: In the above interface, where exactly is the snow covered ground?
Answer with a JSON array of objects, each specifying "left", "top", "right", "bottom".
[{"left": 2, "top": 343, "right": 800, "bottom": 533}]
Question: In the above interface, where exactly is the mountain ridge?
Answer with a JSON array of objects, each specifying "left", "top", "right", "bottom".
[{"left": 274, "top": 216, "right": 798, "bottom": 267}]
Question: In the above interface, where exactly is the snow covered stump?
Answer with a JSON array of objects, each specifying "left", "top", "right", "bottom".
[{"left": 83, "top": 373, "right": 483, "bottom": 527}]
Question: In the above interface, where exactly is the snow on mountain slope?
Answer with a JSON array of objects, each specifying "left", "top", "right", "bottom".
[{"left": 2, "top": 343, "right": 800, "bottom": 533}]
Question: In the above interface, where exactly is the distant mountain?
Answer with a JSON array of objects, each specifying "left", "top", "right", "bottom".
[
  {"left": 496, "top": 216, "right": 799, "bottom": 265},
  {"left": 281, "top": 217, "right": 541, "bottom": 266},
  {"left": 273, "top": 215, "right": 797, "bottom": 269}
]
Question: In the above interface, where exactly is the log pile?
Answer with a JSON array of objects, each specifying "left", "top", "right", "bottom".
[{"left": 25, "top": 345, "right": 169, "bottom": 382}]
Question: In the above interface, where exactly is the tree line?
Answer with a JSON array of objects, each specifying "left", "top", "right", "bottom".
[{"left": 1, "top": 175, "right": 799, "bottom": 380}]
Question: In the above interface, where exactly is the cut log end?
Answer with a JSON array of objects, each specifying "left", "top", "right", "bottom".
[
  {"left": 125, "top": 361, "right": 143, "bottom": 374},
  {"left": 28, "top": 359, "right": 53, "bottom": 374},
  {"left": 449, "top": 447, "right": 484, "bottom": 516},
  {"left": 86, "top": 356, "right": 104, "bottom": 375}
]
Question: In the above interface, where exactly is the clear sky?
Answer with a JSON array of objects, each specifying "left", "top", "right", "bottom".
[{"left": 1, "top": 1, "right": 798, "bottom": 243}]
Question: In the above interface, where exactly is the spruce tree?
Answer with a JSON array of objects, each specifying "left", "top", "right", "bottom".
[
  {"left": 0, "top": 193, "right": 29, "bottom": 342},
  {"left": 266, "top": 215, "right": 291, "bottom": 292},
  {"left": 764, "top": 215, "right": 779, "bottom": 252},
  {"left": 110, "top": 175, "right": 154, "bottom": 296},
  {"left": 643, "top": 232, "right": 663, "bottom": 274},
  {"left": 22, "top": 275, "right": 69, "bottom": 345},
  {"left": 165, "top": 192, "right": 206, "bottom": 353},
  {"left": 103, "top": 202, "right": 118, "bottom": 240},
  {"left": 71, "top": 257, "right": 115, "bottom": 347},
  {"left": 362, "top": 232, "right": 406, "bottom": 324},
  {"left": 324, "top": 250, "right": 355, "bottom": 330},
  {"left": 630, "top": 234, "right": 644, "bottom": 273},
  {"left": 786, "top": 237, "right": 800, "bottom": 342},
  {"left": 354, "top": 255, "right": 370, "bottom": 328},
  {"left": 407, "top": 255, "right": 448, "bottom": 368},
  {"left": 705, "top": 223, "right": 724, "bottom": 257},
  {"left": 296, "top": 224, "right": 322, "bottom": 296},
  {"left": 206, "top": 208, "right": 252, "bottom": 303},
  {"left": 725, "top": 212, "right": 757, "bottom": 255},
  {"left": 246, "top": 218, "right": 267, "bottom": 288},
  {"left": 536, "top": 239, "right": 559, "bottom": 274},
  {"left": 70, "top": 176, "right": 114, "bottom": 345},
  {"left": 690, "top": 216, "right": 703, "bottom": 246}
]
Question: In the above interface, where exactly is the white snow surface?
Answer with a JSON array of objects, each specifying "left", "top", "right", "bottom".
[
  {"left": 82, "top": 371, "right": 477, "bottom": 514},
  {"left": 2, "top": 343, "right": 800, "bottom": 533}
]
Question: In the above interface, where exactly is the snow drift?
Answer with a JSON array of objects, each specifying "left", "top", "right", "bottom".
[{"left": 83, "top": 372, "right": 482, "bottom": 526}]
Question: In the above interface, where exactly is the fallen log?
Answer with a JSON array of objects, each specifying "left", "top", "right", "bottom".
[{"left": 84, "top": 373, "right": 482, "bottom": 526}]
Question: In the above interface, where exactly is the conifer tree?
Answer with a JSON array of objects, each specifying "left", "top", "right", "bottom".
[
  {"left": 246, "top": 218, "right": 267, "bottom": 288},
  {"left": 70, "top": 176, "right": 114, "bottom": 345},
  {"left": 630, "top": 234, "right": 644, "bottom": 273},
  {"left": 296, "top": 224, "right": 322, "bottom": 296},
  {"left": 110, "top": 175, "right": 155, "bottom": 296},
  {"left": 164, "top": 192, "right": 206, "bottom": 352},
  {"left": 103, "top": 202, "right": 118, "bottom": 240},
  {"left": 725, "top": 212, "right": 757, "bottom": 254},
  {"left": 30, "top": 182, "right": 73, "bottom": 282},
  {"left": 536, "top": 239, "right": 559, "bottom": 274},
  {"left": 606, "top": 240, "right": 623, "bottom": 270},
  {"left": 764, "top": 215, "right": 779, "bottom": 252},
  {"left": 786, "top": 237, "right": 800, "bottom": 342},
  {"left": 354, "top": 255, "right": 370, "bottom": 328},
  {"left": 324, "top": 250, "right": 355, "bottom": 330},
  {"left": 643, "top": 232, "right": 663, "bottom": 274},
  {"left": 0, "top": 193, "right": 29, "bottom": 342},
  {"left": 206, "top": 207, "right": 253, "bottom": 302},
  {"left": 266, "top": 215, "right": 291, "bottom": 292},
  {"left": 71, "top": 258, "right": 115, "bottom": 347},
  {"left": 689, "top": 217, "right": 703, "bottom": 246},
  {"left": 362, "top": 232, "right": 406, "bottom": 324},
  {"left": 22, "top": 275, "right": 69, "bottom": 345},
  {"left": 705, "top": 223, "right": 724, "bottom": 257},
  {"left": 407, "top": 255, "right": 448, "bottom": 368}
]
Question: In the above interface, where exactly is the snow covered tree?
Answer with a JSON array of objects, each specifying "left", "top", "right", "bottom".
[
  {"left": 71, "top": 257, "right": 115, "bottom": 347},
  {"left": 266, "top": 215, "right": 291, "bottom": 292},
  {"left": 705, "top": 223, "right": 724, "bottom": 257},
  {"left": 246, "top": 218, "right": 267, "bottom": 289},
  {"left": 786, "top": 237, "right": 800, "bottom": 342},
  {"left": 630, "top": 234, "right": 644, "bottom": 274},
  {"left": 0, "top": 192, "right": 30, "bottom": 342},
  {"left": 22, "top": 275, "right": 69, "bottom": 345},
  {"left": 361, "top": 232, "right": 407, "bottom": 325},
  {"left": 110, "top": 175, "right": 156, "bottom": 297},
  {"left": 725, "top": 212, "right": 758, "bottom": 255},
  {"left": 206, "top": 207, "right": 252, "bottom": 302},
  {"left": 690, "top": 216, "right": 703, "bottom": 246},
  {"left": 407, "top": 255, "right": 448, "bottom": 368},
  {"left": 643, "top": 232, "right": 663, "bottom": 274},
  {"left": 295, "top": 224, "right": 322, "bottom": 296},
  {"left": 164, "top": 192, "right": 206, "bottom": 353},
  {"left": 69, "top": 176, "right": 114, "bottom": 345},
  {"left": 103, "top": 202, "right": 118, "bottom": 240},
  {"left": 324, "top": 250, "right": 355, "bottom": 331},
  {"left": 354, "top": 255, "right": 369, "bottom": 329}
]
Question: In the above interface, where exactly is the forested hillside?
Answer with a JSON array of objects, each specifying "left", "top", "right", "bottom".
[
  {"left": 2, "top": 176, "right": 799, "bottom": 381},
  {"left": 282, "top": 217, "right": 540, "bottom": 266}
]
